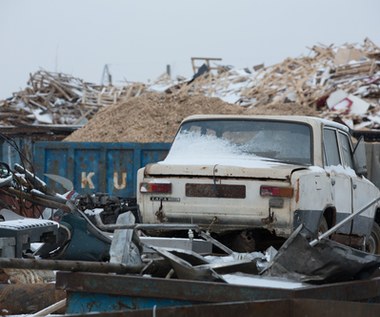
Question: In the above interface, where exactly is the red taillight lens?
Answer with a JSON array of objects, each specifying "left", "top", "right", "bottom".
[
  {"left": 260, "top": 185, "right": 293, "bottom": 198},
  {"left": 140, "top": 182, "right": 172, "bottom": 194}
]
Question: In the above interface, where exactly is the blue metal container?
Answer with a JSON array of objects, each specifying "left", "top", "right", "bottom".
[
  {"left": 0, "top": 137, "right": 34, "bottom": 167},
  {"left": 56, "top": 272, "right": 380, "bottom": 315},
  {"left": 33, "top": 142, "right": 171, "bottom": 198}
]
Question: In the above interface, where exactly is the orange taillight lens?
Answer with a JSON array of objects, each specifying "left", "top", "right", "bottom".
[
  {"left": 260, "top": 185, "right": 293, "bottom": 198},
  {"left": 140, "top": 182, "right": 172, "bottom": 194}
]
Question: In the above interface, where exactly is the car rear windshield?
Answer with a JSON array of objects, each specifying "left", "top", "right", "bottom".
[{"left": 168, "top": 119, "right": 312, "bottom": 165}]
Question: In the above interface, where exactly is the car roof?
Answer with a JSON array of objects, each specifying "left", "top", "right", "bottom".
[{"left": 182, "top": 114, "right": 350, "bottom": 132}]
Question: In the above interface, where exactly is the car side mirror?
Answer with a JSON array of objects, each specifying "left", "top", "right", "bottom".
[{"left": 353, "top": 136, "right": 367, "bottom": 176}]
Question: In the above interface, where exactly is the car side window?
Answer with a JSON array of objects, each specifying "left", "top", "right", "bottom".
[
  {"left": 323, "top": 128, "right": 340, "bottom": 166},
  {"left": 338, "top": 132, "right": 354, "bottom": 169}
]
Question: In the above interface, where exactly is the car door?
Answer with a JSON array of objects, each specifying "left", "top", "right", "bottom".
[
  {"left": 323, "top": 128, "right": 353, "bottom": 234},
  {"left": 338, "top": 131, "right": 377, "bottom": 237}
]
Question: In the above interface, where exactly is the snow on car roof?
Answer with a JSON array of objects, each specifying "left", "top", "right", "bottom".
[{"left": 181, "top": 114, "right": 350, "bottom": 132}]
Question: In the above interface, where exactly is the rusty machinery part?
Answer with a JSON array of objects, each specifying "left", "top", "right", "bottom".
[
  {"left": 35, "top": 223, "right": 72, "bottom": 259},
  {"left": 74, "top": 192, "right": 139, "bottom": 224}
]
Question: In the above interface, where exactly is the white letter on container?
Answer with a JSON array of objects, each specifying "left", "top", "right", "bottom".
[
  {"left": 114, "top": 172, "right": 127, "bottom": 190},
  {"left": 81, "top": 172, "right": 95, "bottom": 189}
]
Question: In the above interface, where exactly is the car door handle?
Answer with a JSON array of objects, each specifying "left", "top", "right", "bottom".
[{"left": 353, "top": 183, "right": 357, "bottom": 189}]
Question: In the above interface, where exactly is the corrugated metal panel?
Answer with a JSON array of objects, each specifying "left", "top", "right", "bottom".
[{"left": 33, "top": 142, "right": 171, "bottom": 198}]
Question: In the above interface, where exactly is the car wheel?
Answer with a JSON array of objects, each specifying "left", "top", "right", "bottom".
[
  {"left": 366, "top": 222, "right": 380, "bottom": 254},
  {"left": 318, "top": 216, "right": 328, "bottom": 235}
]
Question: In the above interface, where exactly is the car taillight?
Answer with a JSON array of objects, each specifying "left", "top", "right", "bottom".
[
  {"left": 140, "top": 182, "right": 172, "bottom": 194},
  {"left": 260, "top": 185, "right": 293, "bottom": 198}
]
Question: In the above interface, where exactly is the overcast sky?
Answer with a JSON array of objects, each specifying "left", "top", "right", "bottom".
[{"left": 0, "top": 0, "right": 379, "bottom": 99}]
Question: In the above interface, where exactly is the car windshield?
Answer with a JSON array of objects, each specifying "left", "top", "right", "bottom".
[{"left": 165, "top": 119, "right": 312, "bottom": 165}]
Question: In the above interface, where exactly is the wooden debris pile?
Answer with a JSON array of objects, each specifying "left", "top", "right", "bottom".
[
  {"left": 149, "top": 38, "right": 380, "bottom": 129},
  {"left": 2, "top": 38, "right": 380, "bottom": 131},
  {"left": 0, "top": 70, "right": 146, "bottom": 126}
]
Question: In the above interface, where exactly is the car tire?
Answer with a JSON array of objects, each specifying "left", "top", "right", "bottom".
[
  {"left": 318, "top": 216, "right": 328, "bottom": 235},
  {"left": 366, "top": 222, "right": 380, "bottom": 254}
]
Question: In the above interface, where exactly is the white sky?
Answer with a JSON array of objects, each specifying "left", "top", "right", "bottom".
[{"left": 0, "top": 0, "right": 379, "bottom": 100}]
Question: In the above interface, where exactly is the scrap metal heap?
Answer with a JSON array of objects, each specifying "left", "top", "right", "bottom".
[
  {"left": 0, "top": 160, "right": 379, "bottom": 284},
  {"left": 0, "top": 160, "right": 380, "bottom": 314}
]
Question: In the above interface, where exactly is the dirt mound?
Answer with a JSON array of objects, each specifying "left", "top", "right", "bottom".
[
  {"left": 65, "top": 92, "right": 320, "bottom": 143},
  {"left": 244, "top": 102, "right": 319, "bottom": 116},
  {"left": 64, "top": 93, "right": 241, "bottom": 143}
]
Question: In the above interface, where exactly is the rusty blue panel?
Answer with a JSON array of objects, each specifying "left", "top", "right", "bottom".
[
  {"left": 105, "top": 149, "right": 134, "bottom": 196},
  {"left": 141, "top": 149, "right": 170, "bottom": 167},
  {"left": 66, "top": 292, "right": 194, "bottom": 314},
  {"left": 42, "top": 148, "right": 70, "bottom": 193},
  {"left": 0, "top": 137, "right": 34, "bottom": 168},
  {"left": 33, "top": 142, "right": 171, "bottom": 198},
  {"left": 57, "top": 272, "right": 380, "bottom": 315},
  {"left": 74, "top": 149, "right": 103, "bottom": 194}
]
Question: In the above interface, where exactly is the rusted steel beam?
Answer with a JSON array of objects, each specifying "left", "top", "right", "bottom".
[
  {"left": 56, "top": 271, "right": 292, "bottom": 303},
  {"left": 0, "top": 283, "right": 65, "bottom": 315},
  {"left": 94, "top": 213, "right": 200, "bottom": 231},
  {"left": 147, "top": 299, "right": 380, "bottom": 317},
  {"left": 0, "top": 257, "right": 143, "bottom": 274},
  {"left": 0, "top": 187, "right": 72, "bottom": 212},
  {"left": 57, "top": 272, "right": 380, "bottom": 314},
  {"left": 64, "top": 299, "right": 380, "bottom": 317},
  {"left": 294, "top": 299, "right": 380, "bottom": 317},
  {"left": 295, "top": 276, "right": 380, "bottom": 302}
]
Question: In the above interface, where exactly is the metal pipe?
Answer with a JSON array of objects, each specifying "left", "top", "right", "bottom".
[
  {"left": 94, "top": 213, "right": 200, "bottom": 232},
  {"left": 0, "top": 257, "right": 143, "bottom": 274},
  {"left": 14, "top": 163, "right": 56, "bottom": 196},
  {"left": 30, "top": 299, "right": 66, "bottom": 317},
  {"left": 0, "top": 187, "right": 71, "bottom": 212},
  {"left": 310, "top": 196, "right": 380, "bottom": 247},
  {"left": 199, "top": 231, "right": 234, "bottom": 255}
]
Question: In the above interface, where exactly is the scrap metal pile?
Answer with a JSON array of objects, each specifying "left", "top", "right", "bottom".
[
  {"left": 1, "top": 159, "right": 380, "bottom": 314},
  {"left": 0, "top": 159, "right": 378, "bottom": 285}
]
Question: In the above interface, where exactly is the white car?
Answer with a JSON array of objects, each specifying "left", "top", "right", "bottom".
[{"left": 137, "top": 115, "right": 380, "bottom": 253}]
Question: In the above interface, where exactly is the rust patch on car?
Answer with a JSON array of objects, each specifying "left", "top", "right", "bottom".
[
  {"left": 295, "top": 179, "right": 300, "bottom": 203},
  {"left": 185, "top": 184, "right": 246, "bottom": 198}
]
